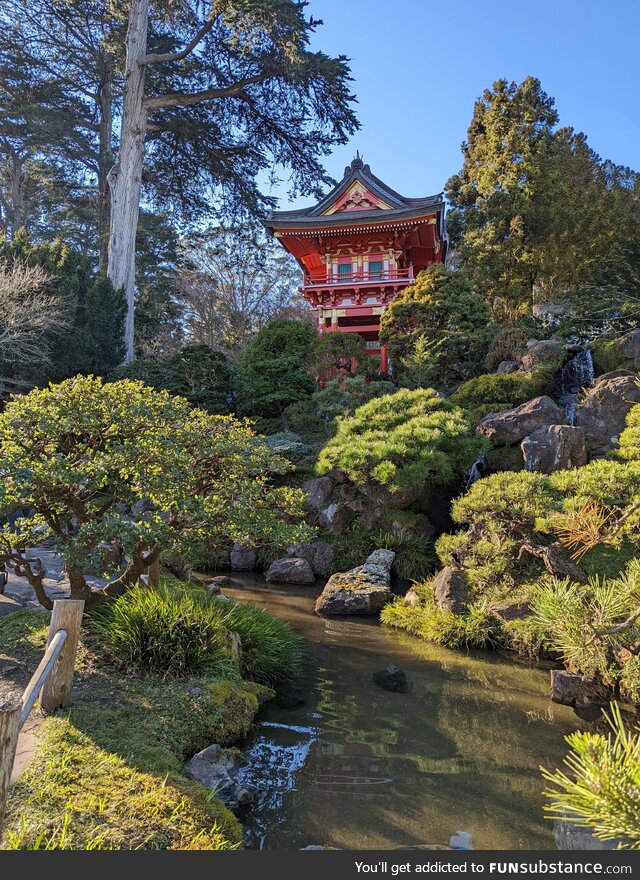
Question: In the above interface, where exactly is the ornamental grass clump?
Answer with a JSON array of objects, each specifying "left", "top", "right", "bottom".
[
  {"left": 316, "top": 387, "right": 486, "bottom": 494},
  {"left": 89, "top": 584, "right": 231, "bottom": 677}
]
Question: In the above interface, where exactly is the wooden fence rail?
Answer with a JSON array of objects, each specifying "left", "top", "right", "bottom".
[{"left": 0, "top": 599, "right": 84, "bottom": 834}]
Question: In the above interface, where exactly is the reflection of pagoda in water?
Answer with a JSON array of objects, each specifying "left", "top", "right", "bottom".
[{"left": 264, "top": 154, "right": 447, "bottom": 374}]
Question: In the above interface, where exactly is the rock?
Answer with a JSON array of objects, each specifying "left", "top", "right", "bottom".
[
  {"left": 373, "top": 665, "right": 411, "bottom": 693},
  {"left": 433, "top": 566, "right": 471, "bottom": 614},
  {"left": 287, "top": 541, "right": 334, "bottom": 577},
  {"left": 205, "top": 582, "right": 221, "bottom": 595},
  {"left": 315, "top": 548, "right": 395, "bottom": 616},
  {"left": 521, "top": 339, "right": 569, "bottom": 371},
  {"left": 266, "top": 557, "right": 315, "bottom": 585},
  {"left": 389, "top": 513, "right": 435, "bottom": 542},
  {"left": 183, "top": 744, "right": 254, "bottom": 809},
  {"left": 617, "top": 329, "right": 640, "bottom": 369},
  {"left": 554, "top": 820, "right": 622, "bottom": 851},
  {"left": 491, "top": 602, "right": 531, "bottom": 622},
  {"left": 230, "top": 544, "right": 256, "bottom": 571},
  {"left": 521, "top": 424, "right": 588, "bottom": 473},
  {"left": 206, "top": 575, "right": 234, "bottom": 589},
  {"left": 575, "top": 373, "right": 640, "bottom": 455},
  {"left": 497, "top": 360, "right": 519, "bottom": 374},
  {"left": 317, "top": 502, "right": 353, "bottom": 536},
  {"left": 302, "top": 476, "right": 334, "bottom": 511},
  {"left": 550, "top": 670, "right": 609, "bottom": 708},
  {"left": 475, "top": 396, "right": 565, "bottom": 446},
  {"left": 404, "top": 588, "right": 421, "bottom": 607}
]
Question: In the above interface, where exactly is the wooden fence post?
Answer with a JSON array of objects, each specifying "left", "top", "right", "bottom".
[
  {"left": 0, "top": 698, "right": 21, "bottom": 834},
  {"left": 40, "top": 599, "right": 84, "bottom": 714},
  {"left": 148, "top": 555, "right": 161, "bottom": 586}
]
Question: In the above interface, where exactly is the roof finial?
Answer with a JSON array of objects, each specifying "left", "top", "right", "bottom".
[{"left": 351, "top": 151, "right": 364, "bottom": 171}]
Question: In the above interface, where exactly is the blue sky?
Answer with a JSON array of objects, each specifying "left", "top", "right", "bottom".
[{"left": 270, "top": 0, "right": 640, "bottom": 209}]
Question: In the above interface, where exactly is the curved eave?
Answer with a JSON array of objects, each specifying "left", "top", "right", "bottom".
[{"left": 263, "top": 204, "right": 445, "bottom": 235}]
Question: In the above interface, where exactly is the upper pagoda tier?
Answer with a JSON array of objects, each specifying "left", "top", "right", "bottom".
[{"left": 263, "top": 154, "right": 447, "bottom": 287}]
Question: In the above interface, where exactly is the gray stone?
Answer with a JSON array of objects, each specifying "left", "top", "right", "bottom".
[
  {"left": 315, "top": 548, "right": 395, "bottom": 615},
  {"left": 206, "top": 575, "right": 234, "bottom": 589},
  {"left": 497, "top": 360, "right": 519, "bottom": 374},
  {"left": 575, "top": 373, "right": 640, "bottom": 455},
  {"left": 404, "top": 588, "right": 421, "bottom": 607},
  {"left": 521, "top": 424, "right": 588, "bottom": 473},
  {"left": 183, "top": 744, "right": 254, "bottom": 809},
  {"left": 318, "top": 502, "right": 353, "bottom": 535},
  {"left": 550, "top": 670, "right": 609, "bottom": 708},
  {"left": 302, "top": 476, "right": 334, "bottom": 510},
  {"left": 266, "top": 557, "right": 315, "bottom": 585},
  {"left": 617, "top": 329, "right": 640, "bottom": 369},
  {"left": 521, "top": 339, "right": 569, "bottom": 371},
  {"left": 230, "top": 544, "right": 256, "bottom": 571},
  {"left": 475, "top": 396, "right": 565, "bottom": 446},
  {"left": 287, "top": 541, "right": 335, "bottom": 577},
  {"left": 554, "top": 820, "right": 622, "bottom": 851},
  {"left": 433, "top": 566, "right": 471, "bottom": 614},
  {"left": 389, "top": 513, "right": 435, "bottom": 542}
]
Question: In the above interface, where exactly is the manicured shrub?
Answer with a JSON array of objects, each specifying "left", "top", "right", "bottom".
[
  {"left": 542, "top": 704, "right": 640, "bottom": 848},
  {"left": 317, "top": 387, "right": 486, "bottom": 494},
  {"left": 314, "top": 377, "right": 396, "bottom": 426},
  {"left": 619, "top": 403, "right": 640, "bottom": 461},
  {"left": 264, "top": 431, "right": 313, "bottom": 463},
  {"left": 484, "top": 328, "right": 529, "bottom": 371},
  {"left": 452, "top": 369, "right": 553, "bottom": 412}
]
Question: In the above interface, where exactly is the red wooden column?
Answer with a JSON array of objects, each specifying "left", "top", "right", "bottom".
[{"left": 380, "top": 344, "right": 389, "bottom": 374}]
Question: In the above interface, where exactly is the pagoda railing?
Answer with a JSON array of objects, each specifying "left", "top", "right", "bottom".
[{"left": 303, "top": 267, "right": 414, "bottom": 287}]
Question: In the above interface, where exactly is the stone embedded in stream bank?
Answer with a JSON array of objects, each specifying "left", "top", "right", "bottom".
[
  {"left": 286, "top": 541, "right": 335, "bottom": 577},
  {"left": 266, "top": 557, "right": 315, "bottom": 585},
  {"left": 433, "top": 566, "right": 471, "bottom": 614},
  {"left": 230, "top": 544, "right": 257, "bottom": 571},
  {"left": 574, "top": 371, "right": 640, "bottom": 455},
  {"left": 373, "top": 665, "right": 411, "bottom": 693},
  {"left": 550, "top": 670, "right": 610, "bottom": 709},
  {"left": 314, "top": 548, "right": 395, "bottom": 616},
  {"left": 183, "top": 743, "right": 254, "bottom": 810}
]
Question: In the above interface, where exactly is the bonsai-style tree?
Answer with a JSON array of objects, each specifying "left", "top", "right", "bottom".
[{"left": 0, "top": 375, "right": 309, "bottom": 609}]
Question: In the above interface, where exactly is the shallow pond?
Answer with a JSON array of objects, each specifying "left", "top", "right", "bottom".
[{"left": 223, "top": 575, "right": 579, "bottom": 851}]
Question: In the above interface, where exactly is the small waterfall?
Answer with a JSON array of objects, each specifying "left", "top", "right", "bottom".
[
  {"left": 464, "top": 453, "right": 486, "bottom": 490},
  {"left": 556, "top": 349, "right": 594, "bottom": 425}
]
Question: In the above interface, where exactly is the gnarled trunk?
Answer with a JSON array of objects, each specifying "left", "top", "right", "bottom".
[{"left": 107, "top": 0, "right": 149, "bottom": 363}]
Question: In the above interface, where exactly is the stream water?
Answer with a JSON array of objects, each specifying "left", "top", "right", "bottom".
[{"left": 223, "top": 575, "right": 580, "bottom": 851}]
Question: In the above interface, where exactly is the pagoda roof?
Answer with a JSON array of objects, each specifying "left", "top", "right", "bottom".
[{"left": 264, "top": 154, "right": 445, "bottom": 234}]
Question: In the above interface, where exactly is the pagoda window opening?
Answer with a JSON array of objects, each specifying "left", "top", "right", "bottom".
[{"left": 368, "top": 259, "right": 383, "bottom": 280}]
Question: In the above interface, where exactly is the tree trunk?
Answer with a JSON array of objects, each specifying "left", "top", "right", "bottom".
[
  {"left": 107, "top": 0, "right": 149, "bottom": 363},
  {"left": 97, "top": 54, "right": 115, "bottom": 270}
]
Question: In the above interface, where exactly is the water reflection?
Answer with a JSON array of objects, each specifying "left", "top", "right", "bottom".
[{"left": 223, "top": 576, "right": 579, "bottom": 851}]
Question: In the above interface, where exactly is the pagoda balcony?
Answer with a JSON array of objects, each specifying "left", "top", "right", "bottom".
[{"left": 302, "top": 266, "right": 414, "bottom": 290}]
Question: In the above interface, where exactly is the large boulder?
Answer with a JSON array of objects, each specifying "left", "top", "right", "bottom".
[
  {"left": 521, "top": 425, "right": 588, "bottom": 473},
  {"left": 315, "top": 548, "right": 395, "bottom": 616},
  {"left": 230, "top": 544, "right": 256, "bottom": 571},
  {"left": 433, "top": 566, "right": 471, "bottom": 614},
  {"left": 521, "top": 339, "right": 569, "bottom": 371},
  {"left": 265, "top": 557, "right": 315, "bottom": 585},
  {"left": 302, "top": 476, "right": 334, "bottom": 511},
  {"left": 575, "top": 372, "right": 640, "bottom": 455},
  {"left": 475, "top": 396, "right": 565, "bottom": 446},
  {"left": 616, "top": 329, "right": 640, "bottom": 369},
  {"left": 183, "top": 743, "right": 253, "bottom": 809},
  {"left": 287, "top": 541, "right": 334, "bottom": 577}
]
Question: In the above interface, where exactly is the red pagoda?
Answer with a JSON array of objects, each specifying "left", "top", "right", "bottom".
[{"left": 264, "top": 154, "right": 447, "bottom": 373}]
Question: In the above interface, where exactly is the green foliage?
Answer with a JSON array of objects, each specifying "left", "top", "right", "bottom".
[
  {"left": 382, "top": 592, "right": 499, "bottom": 650},
  {"left": 484, "top": 328, "right": 530, "bottom": 371},
  {"left": 0, "top": 232, "right": 126, "bottom": 381},
  {"left": 207, "top": 595, "right": 305, "bottom": 686},
  {"left": 0, "top": 375, "right": 309, "bottom": 606},
  {"left": 379, "top": 265, "right": 490, "bottom": 390},
  {"left": 238, "top": 318, "right": 316, "bottom": 419},
  {"left": 312, "top": 331, "right": 368, "bottom": 377},
  {"left": 452, "top": 370, "right": 553, "bottom": 413},
  {"left": 322, "top": 523, "right": 376, "bottom": 572},
  {"left": 89, "top": 584, "right": 233, "bottom": 678},
  {"left": 532, "top": 561, "right": 640, "bottom": 697},
  {"left": 314, "top": 376, "right": 396, "bottom": 426},
  {"left": 446, "top": 77, "right": 640, "bottom": 318},
  {"left": 375, "top": 531, "right": 437, "bottom": 582},
  {"left": 590, "top": 336, "right": 629, "bottom": 375},
  {"left": 117, "top": 344, "right": 234, "bottom": 414},
  {"left": 317, "top": 387, "right": 486, "bottom": 495},
  {"left": 2, "top": 718, "right": 242, "bottom": 851},
  {"left": 264, "top": 431, "right": 313, "bottom": 463},
  {"left": 619, "top": 403, "right": 640, "bottom": 461},
  {"left": 542, "top": 703, "right": 640, "bottom": 848}
]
